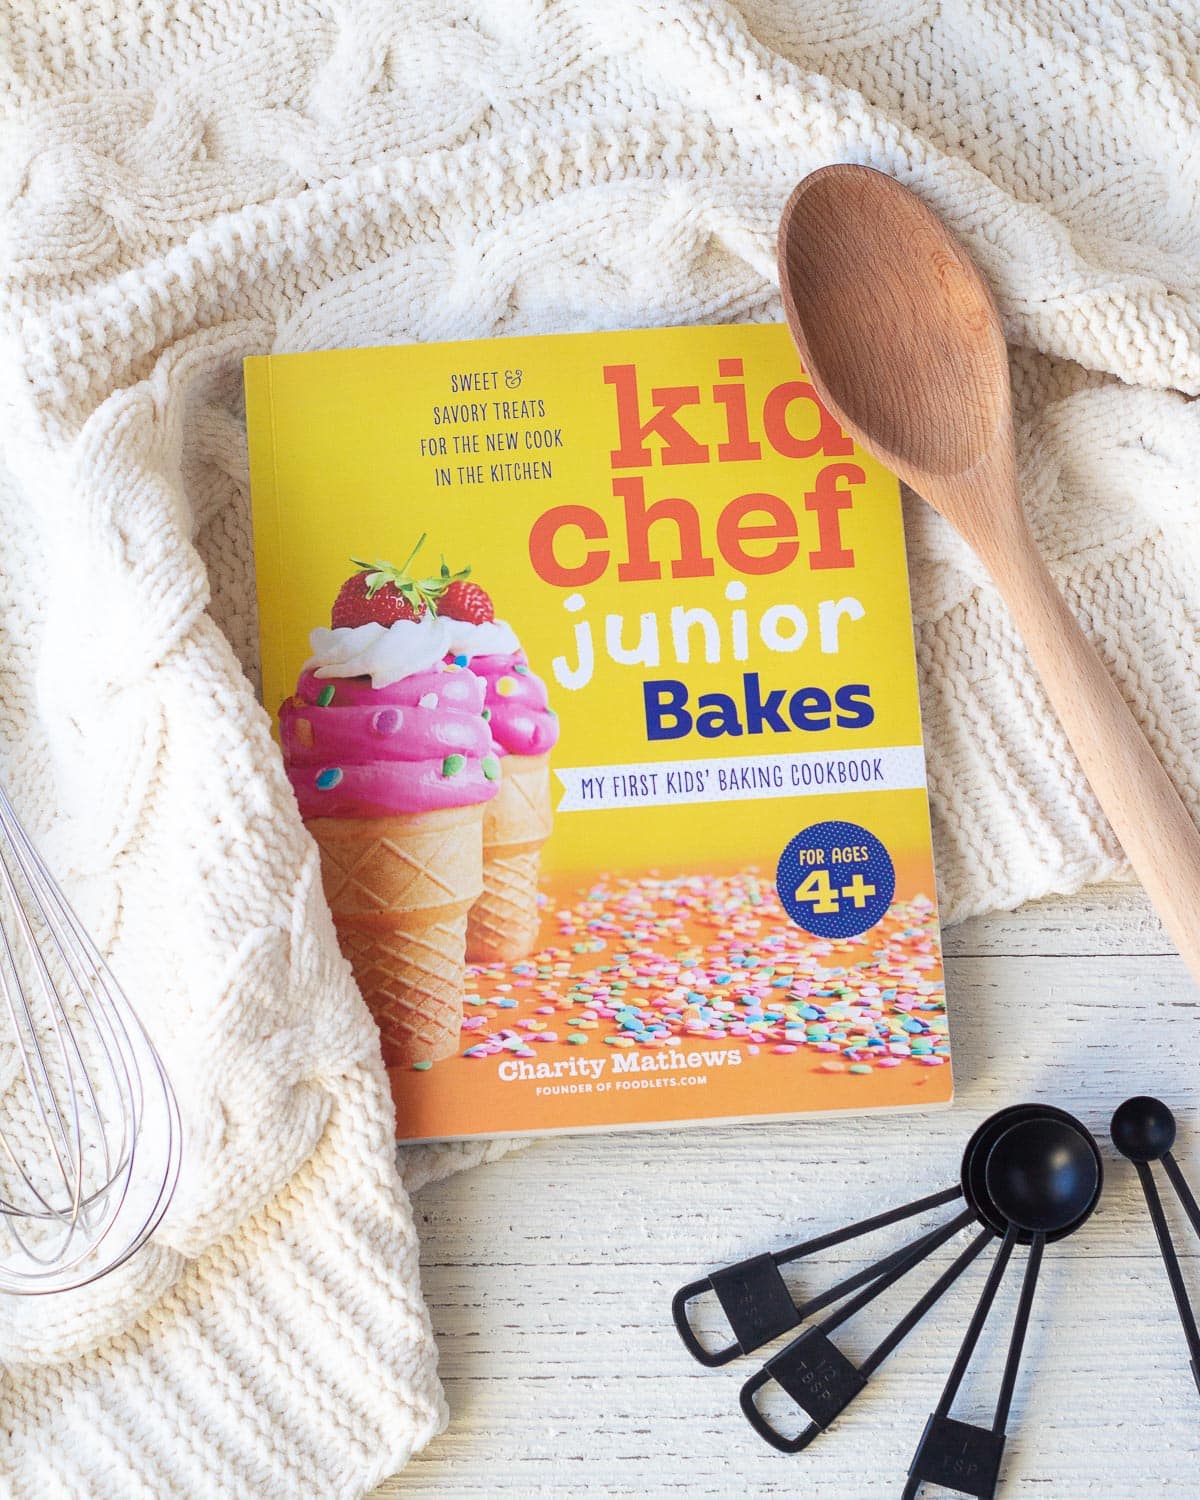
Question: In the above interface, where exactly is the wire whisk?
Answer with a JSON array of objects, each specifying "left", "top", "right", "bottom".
[{"left": 0, "top": 781, "right": 180, "bottom": 1294}]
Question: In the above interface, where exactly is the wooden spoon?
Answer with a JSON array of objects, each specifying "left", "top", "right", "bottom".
[{"left": 778, "top": 163, "right": 1200, "bottom": 981}]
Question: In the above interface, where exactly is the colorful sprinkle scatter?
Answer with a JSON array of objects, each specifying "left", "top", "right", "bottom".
[
  {"left": 316, "top": 684, "right": 336, "bottom": 707},
  {"left": 452, "top": 872, "right": 946, "bottom": 1078},
  {"left": 482, "top": 755, "right": 501, "bottom": 781},
  {"left": 315, "top": 766, "right": 343, "bottom": 790},
  {"left": 495, "top": 676, "right": 517, "bottom": 697},
  {"left": 441, "top": 753, "right": 466, "bottom": 777}
]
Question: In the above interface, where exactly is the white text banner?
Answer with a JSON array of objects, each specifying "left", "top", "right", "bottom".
[{"left": 554, "top": 745, "right": 927, "bottom": 812}]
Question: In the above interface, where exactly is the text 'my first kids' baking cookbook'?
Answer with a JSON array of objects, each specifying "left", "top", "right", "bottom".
[{"left": 246, "top": 323, "right": 950, "bottom": 1142}]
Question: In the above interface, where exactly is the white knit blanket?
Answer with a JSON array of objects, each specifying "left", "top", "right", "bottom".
[{"left": 0, "top": 2, "right": 1197, "bottom": 1494}]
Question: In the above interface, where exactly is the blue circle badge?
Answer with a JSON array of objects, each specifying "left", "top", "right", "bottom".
[{"left": 776, "top": 820, "right": 895, "bottom": 939}]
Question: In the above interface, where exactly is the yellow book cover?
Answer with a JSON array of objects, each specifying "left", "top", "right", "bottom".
[{"left": 245, "top": 323, "right": 951, "bottom": 1141}]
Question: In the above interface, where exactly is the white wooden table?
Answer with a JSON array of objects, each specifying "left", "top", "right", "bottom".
[{"left": 376, "top": 884, "right": 1200, "bottom": 1498}]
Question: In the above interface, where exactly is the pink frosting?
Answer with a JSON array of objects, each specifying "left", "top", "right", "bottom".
[
  {"left": 469, "top": 650, "right": 560, "bottom": 757},
  {"left": 280, "top": 663, "right": 500, "bottom": 818}
]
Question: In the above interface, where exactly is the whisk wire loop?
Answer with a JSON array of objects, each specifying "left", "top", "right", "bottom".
[{"left": 0, "top": 781, "right": 180, "bottom": 1292}]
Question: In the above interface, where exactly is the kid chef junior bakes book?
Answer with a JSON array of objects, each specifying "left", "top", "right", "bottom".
[{"left": 246, "top": 323, "right": 950, "bottom": 1142}]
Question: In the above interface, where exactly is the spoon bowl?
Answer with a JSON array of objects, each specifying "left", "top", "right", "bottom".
[
  {"left": 1111, "top": 1095, "right": 1177, "bottom": 1163},
  {"left": 984, "top": 1117, "right": 1102, "bottom": 1237},
  {"left": 779, "top": 164, "right": 1009, "bottom": 488},
  {"left": 962, "top": 1104, "right": 1100, "bottom": 1243}
]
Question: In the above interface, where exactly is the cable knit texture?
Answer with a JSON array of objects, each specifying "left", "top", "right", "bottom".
[{"left": 0, "top": 1, "right": 1197, "bottom": 1495}]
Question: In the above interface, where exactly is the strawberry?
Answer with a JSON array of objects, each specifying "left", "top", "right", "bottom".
[
  {"left": 331, "top": 536, "right": 452, "bottom": 628},
  {"left": 331, "top": 570, "right": 428, "bottom": 627},
  {"left": 438, "top": 579, "right": 494, "bottom": 624}
]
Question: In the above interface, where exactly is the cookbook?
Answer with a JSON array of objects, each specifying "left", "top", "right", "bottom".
[{"left": 245, "top": 322, "right": 950, "bottom": 1141}]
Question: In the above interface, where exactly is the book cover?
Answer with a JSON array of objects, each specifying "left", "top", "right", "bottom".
[{"left": 245, "top": 323, "right": 950, "bottom": 1141}]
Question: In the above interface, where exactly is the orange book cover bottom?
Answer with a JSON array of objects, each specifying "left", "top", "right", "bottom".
[{"left": 388, "top": 853, "right": 949, "bottom": 1141}]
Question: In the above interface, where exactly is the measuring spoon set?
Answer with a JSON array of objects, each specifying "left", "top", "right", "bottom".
[{"left": 672, "top": 1098, "right": 1200, "bottom": 1497}]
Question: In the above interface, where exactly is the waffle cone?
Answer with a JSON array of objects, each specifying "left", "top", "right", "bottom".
[
  {"left": 467, "top": 751, "right": 553, "bottom": 964},
  {"left": 307, "top": 803, "right": 484, "bottom": 1066}
]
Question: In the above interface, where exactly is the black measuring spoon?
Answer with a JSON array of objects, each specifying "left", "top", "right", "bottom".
[
  {"left": 672, "top": 1110, "right": 1051, "bottom": 1372},
  {"left": 902, "top": 1108, "right": 1101, "bottom": 1499},
  {"left": 732, "top": 1104, "right": 1100, "bottom": 1483},
  {"left": 1111, "top": 1096, "right": 1200, "bottom": 1394},
  {"left": 671, "top": 1105, "right": 1076, "bottom": 1371}
]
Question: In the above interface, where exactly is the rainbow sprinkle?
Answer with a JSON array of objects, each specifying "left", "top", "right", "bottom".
[{"left": 457, "top": 872, "right": 945, "bottom": 1072}]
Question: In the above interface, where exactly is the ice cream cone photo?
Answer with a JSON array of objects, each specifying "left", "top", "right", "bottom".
[
  {"left": 278, "top": 539, "right": 503, "bottom": 1068},
  {"left": 277, "top": 538, "right": 560, "bottom": 1068},
  {"left": 307, "top": 805, "right": 484, "bottom": 1064},
  {"left": 424, "top": 567, "right": 561, "bottom": 965},
  {"left": 456, "top": 646, "right": 559, "bottom": 964},
  {"left": 467, "top": 750, "right": 553, "bottom": 963}
]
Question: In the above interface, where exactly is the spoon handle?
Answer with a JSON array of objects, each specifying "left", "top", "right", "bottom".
[{"left": 987, "top": 524, "right": 1200, "bottom": 980}]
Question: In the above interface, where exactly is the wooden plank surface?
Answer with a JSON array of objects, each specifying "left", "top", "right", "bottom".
[{"left": 375, "top": 884, "right": 1199, "bottom": 1497}]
